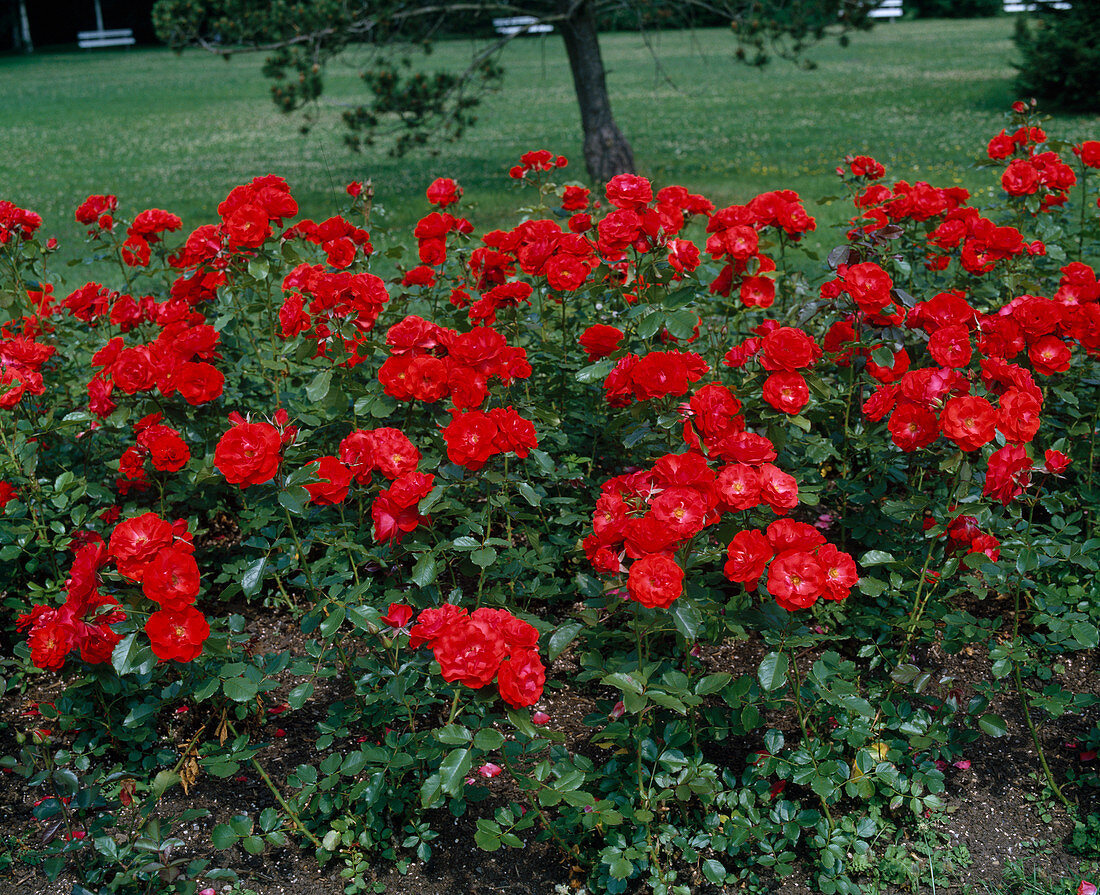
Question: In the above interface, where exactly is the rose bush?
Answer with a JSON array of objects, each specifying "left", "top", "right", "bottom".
[{"left": 1, "top": 100, "right": 1100, "bottom": 894}]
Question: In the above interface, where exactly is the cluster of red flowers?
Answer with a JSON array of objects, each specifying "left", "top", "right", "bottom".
[
  {"left": 121, "top": 208, "right": 183, "bottom": 267},
  {"left": 17, "top": 536, "right": 123, "bottom": 670},
  {"left": 584, "top": 386, "right": 856, "bottom": 614},
  {"left": 0, "top": 200, "right": 43, "bottom": 243},
  {"left": 75, "top": 194, "right": 118, "bottom": 233},
  {"left": 278, "top": 262, "right": 390, "bottom": 363},
  {"left": 109, "top": 511, "right": 210, "bottom": 662},
  {"left": 378, "top": 314, "right": 531, "bottom": 410},
  {"left": 321, "top": 426, "right": 433, "bottom": 543},
  {"left": 441, "top": 406, "right": 538, "bottom": 472},
  {"left": 87, "top": 320, "right": 224, "bottom": 415},
  {"left": 723, "top": 322, "right": 822, "bottom": 415},
  {"left": 508, "top": 149, "right": 568, "bottom": 180},
  {"left": 926, "top": 207, "right": 1041, "bottom": 274},
  {"left": 724, "top": 519, "right": 857, "bottom": 610},
  {"left": 117, "top": 413, "right": 190, "bottom": 495},
  {"left": 282, "top": 213, "right": 372, "bottom": 269},
  {"left": 706, "top": 190, "right": 813, "bottom": 306},
  {"left": 168, "top": 175, "right": 297, "bottom": 275},
  {"left": 409, "top": 604, "right": 545, "bottom": 708},
  {"left": 0, "top": 330, "right": 54, "bottom": 409},
  {"left": 603, "top": 349, "right": 709, "bottom": 406},
  {"left": 941, "top": 513, "right": 1001, "bottom": 563}
]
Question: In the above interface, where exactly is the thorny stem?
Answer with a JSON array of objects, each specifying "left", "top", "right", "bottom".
[
  {"left": 1011, "top": 499, "right": 1074, "bottom": 812},
  {"left": 498, "top": 751, "right": 582, "bottom": 860},
  {"left": 226, "top": 721, "right": 324, "bottom": 849},
  {"left": 783, "top": 626, "right": 835, "bottom": 832}
]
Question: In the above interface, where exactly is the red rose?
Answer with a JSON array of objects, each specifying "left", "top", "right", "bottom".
[
  {"left": 927, "top": 325, "right": 972, "bottom": 369},
  {"left": 432, "top": 615, "right": 508, "bottom": 689},
  {"left": 760, "top": 327, "right": 820, "bottom": 372},
  {"left": 145, "top": 606, "right": 210, "bottom": 663},
  {"left": 940, "top": 395, "right": 997, "bottom": 452},
  {"left": 887, "top": 403, "right": 939, "bottom": 452},
  {"left": 304, "top": 456, "right": 353, "bottom": 505},
  {"left": 762, "top": 372, "right": 810, "bottom": 415},
  {"left": 724, "top": 529, "right": 772, "bottom": 586},
  {"left": 997, "top": 389, "right": 1042, "bottom": 443},
  {"left": 816, "top": 544, "right": 858, "bottom": 601},
  {"left": 109, "top": 512, "right": 174, "bottom": 582},
  {"left": 381, "top": 603, "right": 413, "bottom": 628},
  {"left": 984, "top": 444, "right": 1032, "bottom": 505},
  {"left": 442, "top": 411, "right": 500, "bottom": 471},
  {"left": 1002, "top": 159, "right": 1040, "bottom": 196},
  {"left": 409, "top": 604, "right": 468, "bottom": 649},
  {"left": 716, "top": 464, "right": 761, "bottom": 512},
  {"left": 215, "top": 420, "right": 283, "bottom": 488},
  {"left": 142, "top": 546, "right": 200, "bottom": 610},
  {"left": 173, "top": 362, "right": 224, "bottom": 405},
  {"left": 497, "top": 649, "right": 546, "bottom": 708},
  {"left": 578, "top": 324, "right": 624, "bottom": 361},
  {"left": 766, "top": 550, "right": 826, "bottom": 611},
  {"left": 759, "top": 463, "right": 798, "bottom": 514},
  {"left": 1029, "top": 335, "right": 1071, "bottom": 376},
  {"left": 426, "top": 177, "right": 462, "bottom": 208},
  {"left": 627, "top": 554, "right": 684, "bottom": 609}
]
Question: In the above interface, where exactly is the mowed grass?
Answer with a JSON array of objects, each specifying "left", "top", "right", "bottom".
[{"left": 0, "top": 18, "right": 1098, "bottom": 242}]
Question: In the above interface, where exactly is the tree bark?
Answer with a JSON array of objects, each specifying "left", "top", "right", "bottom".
[
  {"left": 557, "top": 0, "right": 634, "bottom": 183},
  {"left": 17, "top": 0, "right": 33, "bottom": 53}
]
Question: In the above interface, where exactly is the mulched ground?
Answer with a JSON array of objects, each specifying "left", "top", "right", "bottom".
[{"left": 2, "top": 607, "right": 1098, "bottom": 895}]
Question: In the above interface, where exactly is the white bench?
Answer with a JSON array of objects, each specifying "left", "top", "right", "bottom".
[
  {"left": 867, "top": 0, "right": 904, "bottom": 19},
  {"left": 78, "top": 28, "right": 135, "bottom": 49},
  {"left": 492, "top": 16, "right": 553, "bottom": 36},
  {"left": 1003, "top": 1, "right": 1070, "bottom": 10}
]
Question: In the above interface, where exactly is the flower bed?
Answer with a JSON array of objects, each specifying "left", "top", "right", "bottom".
[{"left": 2, "top": 102, "right": 1100, "bottom": 895}]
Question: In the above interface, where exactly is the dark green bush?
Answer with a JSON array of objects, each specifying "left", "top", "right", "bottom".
[{"left": 1014, "top": 2, "right": 1100, "bottom": 111}]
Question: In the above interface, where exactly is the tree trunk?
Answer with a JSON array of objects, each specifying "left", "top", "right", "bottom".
[
  {"left": 557, "top": 0, "right": 634, "bottom": 183},
  {"left": 17, "top": 0, "right": 33, "bottom": 53}
]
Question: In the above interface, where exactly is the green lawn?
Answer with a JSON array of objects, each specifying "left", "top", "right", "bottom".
[{"left": 0, "top": 19, "right": 1097, "bottom": 241}]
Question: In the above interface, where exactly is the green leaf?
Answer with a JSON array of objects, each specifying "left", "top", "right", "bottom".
[
  {"left": 439, "top": 748, "right": 472, "bottom": 796},
  {"left": 1071, "top": 622, "right": 1098, "bottom": 649},
  {"left": 978, "top": 713, "right": 1008, "bottom": 737},
  {"left": 306, "top": 369, "right": 332, "bottom": 403},
  {"left": 473, "top": 729, "right": 505, "bottom": 751},
  {"left": 575, "top": 358, "right": 614, "bottom": 384},
  {"left": 870, "top": 345, "right": 894, "bottom": 367},
  {"left": 241, "top": 556, "right": 267, "bottom": 597},
  {"left": 420, "top": 772, "right": 443, "bottom": 809},
  {"left": 211, "top": 823, "right": 238, "bottom": 850},
  {"left": 695, "top": 673, "right": 732, "bottom": 696},
  {"left": 287, "top": 681, "right": 313, "bottom": 710},
  {"left": 318, "top": 605, "right": 345, "bottom": 639},
  {"left": 516, "top": 482, "right": 541, "bottom": 506},
  {"left": 758, "top": 652, "right": 789, "bottom": 691},
  {"left": 411, "top": 553, "right": 439, "bottom": 588},
  {"left": 857, "top": 576, "right": 886, "bottom": 597},
  {"left": 670, "top": 597, "right": 702, "bottom": 643},
  {"left": 223, "top": 677, "right": 259, "bottom": 703},
  {"left": 435, "top": 724, "right": 472, "bottom": 745},
  {"left": 278, "top": 487, "right": 307, "bottom": 516},
  {"left": 548, "top": 622, "right": 582, "bottom": 661},
  {"left": 111, "top": 633, "right": 156, "bottom": 678},
  {"left": 859, "top": 550, "right": 896, "bottom": 567},
  {"left": 603, "top": 672, "right": 644, "bottom": 695},
  {"left": 637, "top": 311, "right": 664, "bottom": 340},
  {"left": 702, "top": 858, "right": 726, "bottom": 885},
  {"left": 471, "top": 547, "right": 497, "bottom": 569},
  {"left": 665, "top": 309, "right": 698, "bottom": 340},
  {"left": 111, "top": 632, "right": 140, "bottom": 677}
]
